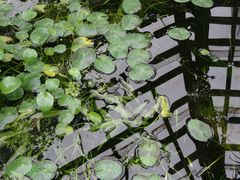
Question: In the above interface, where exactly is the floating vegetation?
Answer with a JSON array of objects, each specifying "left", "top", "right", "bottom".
[{"left": 167, "top": 27, "right": 191, "bottom": 41}]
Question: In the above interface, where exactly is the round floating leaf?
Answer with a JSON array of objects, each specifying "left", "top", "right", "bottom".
[
  {"left": 122, "top": 0, "right": 141, "bottom": 14},
  {"left": 0, "top": 49, "right": 4, "bottom": 60},
  {"left": 55, "top": 123, "right": 73, "bottom": 136},
  {"left": 58, "top": 95, "right": 73, "bottom": 107},
  {"left": 22, "top": 9, "right": 37, "bottom": 21},
  {"left": 87, "top": 112, "right": 102, "bottom": 124},
  {"left": 34, "top": 18, "right": 54, "bottom": 28},
  {"left": 30, "top": 28, "right": 49, "bottom": 46},
  {"left": 5, "top": 156, "right": 32, "bottom": 179},
  {"left": 87, "top": 12, "right": 108, "bottom": 23},
  {"left": 22, "top": 48, "right": 38, "bottom": 63},
  {"left": 76, "top": 24, "right": 97, "bottom": 37},
  {"left": 45, "top": 78, "right": 60, "bottom": 91},
  {"left": 138, "top": 141, "right": 161, "bottom": 167},
  {"left": 25, "top": 61, "right": 44, "bottom": 73},
  {"left": 95, "top": 21, "right": 110, "bottom": 35},
  {"left": 71, "top": 37, "right": 93, "bottom": 52},
  {"left": 95, "top": 159, "right": 124, "bottom": 180},
  {"left": 187, "top": 118, "right": 213, "bottom": 142},
  {"left": 94, "top": 54, "right": 116, "bottom": 74},
  {"left": 54, "top": 21, "right": 74, "bottom": 37},
  {"left": 121, "top": 15, "right": 142, "bottom": 30},
  {"left": 0, "top": 3, "right": 13, "bottom": 13},
  {"left": 59, "top": 110, "right": 74, "bottom": 124},
  {"left": 71, "top": 48, "right": 96, "bottom": 70},
  {"left": 5, "top": 87, "right": 24, "bottom": 101},
  {"left": 104, "top": 24, "right": 126, "bottom": 43},
  {"left": 127, "top": 49, "right": 151, "bottom": 67},
  {"left": 28, "top": 160, "right": 57, "bottom": 180},
  {"left": 174, "top": 0, "right": 190, "bottom": 2},
  {"left": 132, "top": 175, "right": 148, "bottom": 180},
  {"left": 167, "top": 27, "right": 191, "bottom": 41},
  {"left": 68, "top": 1, "right": 81, "bottom": 12},
  {"left": 108, "top": 40, "right": 129, "bottom": 58},
  {"left": 129, "top": 63, "right": 155, "bottom": 81},
  {"left": 54, "top": 44, "right": 66, "bottom": 53},
  {"left": 19, "top": 99, "right": 37, "bottom": 114},
  {"left": 124, "top": 33, "right": 150, "bottom": 49},
  {"left": 0, "top": 16, "right": 10, "bottom": 27},
  {"left": 44, "top": 47, "right": 55, "bottom": 56},
  {"left": 0, "top": 107, "right": 18, "bottom": 130},
  {"left": 16, "top": 31, "right": 29, "bottom": 41},
  {"left": 191, "top": 0, "right": 213, "bottom": 8},
  {"left": 0, "top": 76, "right": 22, "bottom": 94},
  {"left": 42, "top": 64, "right": 59, "bottom": 77},
  {"left": 36, "top": 92, "right": 54, "bottom": 112},
  {"left": 68, "top": 68, "right": 82, "bottom": 80}
]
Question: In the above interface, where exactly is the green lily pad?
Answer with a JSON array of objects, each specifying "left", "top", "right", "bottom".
[
  {"left": 28, "top": 160, "right": 57, "bottom": 180},
  {"left": 24, "top": 61, "right": 45, "bottom": 73},
  {"left": 54, "top": 21, "right": 74, "bottom": 37},
  {"left": 5, "top": 87, "right": 24, "bottom": 101},
  {"left": 122, "top": 0, "right": 141, "bottom": 14},
  {"left": 59, "top": 110, "right": 74, "bottom": 124},
  {"left": 21, "top": 9, "right": 37, "bottom": 21},
  {"left": 0, "top": 3, "right": 13, "bottom": 13},
  {"left": 52, "top": 88, "right": 65, "bottom": 99},
  {"left": 36, "top": 92, "right": 54, "bottom": 112},
  {"left": 5, "top": 156, "right": 32, "bottom": 179},
  {"left": 94, "top": 54, "right": 116, "bottom": 74},
  {"left": 87, "top": 12, "right": 108, "bottom": 23},
  {"left": 22, "top": 48, "right": 38, "bottom": 63},
  {"left": 44, "top": 47, "right": 55, "bottom": 56},
  {"left": 132, "top": 174, "right": 162, "bottom": 180},
  {"left": 45, "top": 78, "right": 60, "bottom": 91},
  {"left": 95, "top": 159, "right": 124, "bottom": 180},
  {"left": 191, "top": 0, "right": 213, "bottom": 8},
  {"left": 138, "top": 141, "right": 161, "bottom": 167},
  {"left": 68, "top": 1, "right": 82, "bottom": 12},
  {"left": 30, "top": 28, "right": 49, "bottom": 46},
  {"left": 71, "top": 47, "right": 96, "bottom": 70},
  {"left": 0, "top": 49, "right": 4, "bottom": 60},
  {"left": 54, "top": 44, "right": 66, "bottom": 53},
  {"left": 127, "top": 49, "right": 151, "bottom": 67},
  {"left": 71, "top": 37, "right": 93, "bottom": 52},
  {"left": 68, "top": 68, "right": 82, "bottom": 80},
  {"left": 19, "top": 99, "right": 37, "bottom": 114},
  {"left": 187, "top": 118, "right": 213, "bottom": 142},
  {"left": 121, "top": 15, "right": 142, "bottom": 30},
  {"left": 0, "top": 107, "right": 18, "bottom": 130},
  {"left": 174, "top": 0, "right": 190, "bottom": 2},
  {"left": 58, "top": 95, "right": 73, "bottom": 107},
  {"left": 108, "top": 40, "right": 129, "bottom": 58},
  {"left": 87, "top": 112, "right": 102, "bottom": 124},
  {"left": 167, "top": 27, "right": 191, "bottom": 41},
  {"left": 129, "top": 63, "right": 155, "bottom": 81},
  {"left": 104, "top": 24, "right": 126, "bottom": 43},
  {"left": 76, "top": 23, "right": 97, "bottom": 37},
  {"left": 124, "top": 33, "right": 150, "bottom": 49},
  {"left": 34, "top": 18, "right": 54, "bottom": 28},
  {"left": 16, "top": 31, "right": 29, "bottom": 41},
  {"left": 55, "top": 123, "right": 73, "bottom": 136},
  {"left": 0, "top": 16, "right": 10, "bottom": 27},
  {"left": 0, "top": 76, "right": 22, "bottom": 94}
]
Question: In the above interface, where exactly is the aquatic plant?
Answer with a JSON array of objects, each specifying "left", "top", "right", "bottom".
[{"left": 174, "top": 0, "right": 214, "bottom": 8}]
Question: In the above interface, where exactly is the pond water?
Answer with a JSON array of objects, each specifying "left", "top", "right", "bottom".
[{"left": 1, "top": 0, "right": 240, "bottom": 180}]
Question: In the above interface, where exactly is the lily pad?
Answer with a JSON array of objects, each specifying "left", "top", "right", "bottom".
[
  {"left": 104, "top": 24, "right": 126, "bottom": 43},
  {"left": 129, "top": 63, "right": 155, "bottom": 81},
  {"left": 68, "top": 68, "right": 82, "bottom": 80},
  {"left": 55, "top": 123, "right": 73, "bottom": 136},
  {"left": 36, "top": 92, "right": 54, "bottom": 112},
  {"left": 30, "top": 28, "right": 49, "bottom": 46},
  {"left": 5, "top": 156, "right": 32, "bottom": 179},
  {"left": 0, "top": 3, "right": 13, "bottom": 13},
  {"left": 28, "top": 160, "right": 57, "bottom": 180},
  {"left": 108, "top": 40, "right": 129, "bottom": 58},
  {"left": 21, "top": 9, "right": 37, "bottom": 21},
  {"left": 54, "top": 44, "right": 66, "bottom": 53},
  {"left": 34, "top": 18, "right": 54, "bottom": 28},
  {"left": 54, "top": 21, "right": 74, "bottom": 37},
  {"left": 122, "top": 0, "right": 141, "bottom": 14},
  {"left": 94, "top": 159, "right": 124, "bottom": 180},
  {"left": 71, "top": 47, "right": 96, "bottom": 70},
  {"left": 22, "top": 48, "right": 38, "bottom": 63},
  {"left": 16, "top": 31, "right": 29, "bottom": 41},
  {"left": 87, "top": 12, "right": 108, "bottom": 23},
  {"left": 187, "top": 118, "right": 213, "bottom": 142},
  {"left": 191, "top": 0, "right": 214, "bottom": 8},
  {"left": 124, "top": 33, "right": 150, "bottom": 49},
  {"left": 58, "top": 110, "right": 74, "bottom": 124},
  {"left": 45, "top": 78, "right": 60, "bottom": 91},
  {"left": 0, "top": 76, "right": 22, "bottom": 95},
  {"left": 5, "top": 87, "right": 24, "bottom": 101},
  {"left": 0, "top": 16, "right": 10, "bottom": 27},
  {"left": 127, "top": 49, "right": 151, "bottom": 67},
  {"left": 71, "top": 37, "right": 93, "bottom": 52},
  {"left": 94, "top": 54, "right": 116, "bottom": 74},
  {"left": 87, "top": 112, "right": 102, "bottom": 124},
  {"left": 121, "top": 15, "right": 142, "bottom": 30},
  {"left": 0, "top": 107, "right": 18, "bottom": 130},
  {"left": 174, "top": 0, "right": 190, "bottom": 2},
  {"left": 76, "top": 23, "right": 97, "bottom": 37},
  {"left": 167, "top": 27, "right": 191, "bottom": 41}
]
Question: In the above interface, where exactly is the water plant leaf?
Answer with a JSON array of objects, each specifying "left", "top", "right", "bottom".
[
  {"left": 68, "top": 1, "right": 82, "bottom": 12},
  {"left": 5, "top": 87, "right": 24, "bottom": 101},
  {"left": 30, "top": 28, "right": 49, "bottom": 46},
  {"left": 71, "top": 47, "right": 96, "bottom": 70},
  {"left": 167, "top": 27, "right": 191, "bottom": 41},
  {"left": 94, "top": 159, "right": 124, "bottom": 180},
  {"left": 108, "top": 40, "right": 129, "bottom": 58},
  {"left": 0, "top": 16, "right": 10, "bottom": 27},
  {"left": 132, "top": 174, "right": 161, "bottom": 180},
  {"left": 45, "top": 78, "right": 60, "bottom": 91},
  {"left": 0, "top": 3, "right": 13, "bottom": 13},
  {"left": 187, "top": 118, "right": 213, "bottom": 142},
  {"left": 25, "top": 61, "right": 45, "bottom": 73},
  {"left": 42, "top": 64, "right": 59, "bottom": 77},
  {"left": 122, "top": 0, "right": 141, "bottom": 14},
  {"left": 36, "top": 92, "right": 54, "bottom": 112},
  {"left": 138, "top": 141, "right": 161, "bottom": 167},
  {"left": 129, "top": 63, "right": 155, "bottom": 81},
  {"left": 55, "top": 123, "right": 73, "bottom": 136},
  {"left": 124, "top": 33, "right": 150, "bottom": 49},
  {"left": 54, "top": 44, "right": 66, "bottom": 53},
  {"left": 68, "top": 67, "right": 82, "bottom": 80},
  {"left": 87, "top": 12, "right": 108, "bottom": 23},
  {"left": 58, "top": 110, "right": 74, "bottom": 124},
  {"left": 121, "top": 15, "right": 142, "bottom": 30},
  {"left": 191, "top": 0, "right": 213, "bottom": 8},
  {"left": 174, "top": 0, "right": 190, "bottom": 2},
  {"left": 58, "top": 95, "right": 73, "bottom": 107},
  {"left": 52, "top": 88, "right": 65, "bottom": 99},
  {"left": 22, "top": 48, "right": 38, "bottom": 63},
  {"left": 5, "top": 156, "right": 32, "bottom": 178},
  {"left": 127, "top": 49, "right": 151, "bottom": 67},
  {"left": 28, "top": 160, "right": 57, "bottom": 180},
  {"left": 76, "top": 24, "right": 98, "bottom": 37},
  {"left": 16, "top": 31, "right": 29, "bottom": 41},
  {"left": 19, "top": 99, "right": 37, "bottom": 114},
  {"left": 0, "top": 107, "right": 18, "bottom": 130},
  {"left": 94, "top": 54, "right": 116, "bottom": 74},
  {"left": 54, "top": 21, "right": 74, "bottom": 37},
  {"left": 0, "top": 76, "right": 22, "bottom": 94},
  {"left": 44, "top": 47, "right": 55, "bottom": 56},
  {"left": 87, "top": 112, "right": 102, "bottom": 124},
  {"left": 34, "top": 18, "right": 54, "bottom": 28},
  {"left": 71, "top": 37, "right": 93, "bottom": 52},
  {"left": 104, "top": 24, "right": 126, "bottom": 43},
  {"left": 21, "top": 9, "right": 37, "bottom": 21}
]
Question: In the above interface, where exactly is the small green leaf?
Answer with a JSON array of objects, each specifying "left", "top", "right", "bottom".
[
  {"left": 104, "top": 24, "right": 126, "bottom": 43},
  {"left": 68, "top": 1, "right": 82, "bottom": 12},
  {"left": 87, "top": 12, "right": 108, "bottom": 23},
  {"left": 0, "top": 49, "right": 4, "bottom": 60},
  {"left": 0, "top": 16, "right": 10, "bottom": 27},
  {"left": 58, "top": 95, "right": 73, "bottom": 107},
  {"left": 0, "top": 76, "right": 22, "bottom": 95},
  {"left": 21, "top": 9, "right": 37, "bottom": 21},
  {"left": 87, "top": 112, "right": 102, "bottom": 124},
  {"left": 45, "top": 78, "right": 60, "bottom": 91},
  {"left": 59, "top": 110, "right": 74, "bottom": 124},
  {"left": 34, "top": 18, "right": 54, "bottom": 28},
  {"left": 54, "top": 44, "right": 66, "bottom": 53},
  {"left": 174, "top": 0, "right": 190, "bottom": 2},
  {"left": 122, "top": 0, "right": 141, "bottom": 14},
  {"left": 94, "top": 54, "right": 116, "bottom": 74},
  {"left": 76, "top": 23, "right": 98, "bottom": 37},
  {"left": 5, "top": 156, "right": 32, "bottom": 178},
  {"left": 129, "top": 63, "right": 155, "bottom": 81},
  {"left": 30, "top": 28, "right": 49, "bottom": 46},
  {"left": 68, "top": 68, "right": 82, "bottom": 80},
  {"left": 124, "top": 33, "right": 150, "bottom": 49},
  {"left": 22, "top": 48, "right": 38, "bottom": 63},
  {"left": 167, "top": 27, "right": 191, "bottom": 41},
  {"left": 0, "top": 107, "right": 18, "bottom": 130},
  {"left": 52, "top": 88, "right": 65, "bottom": 99},
  {"left": 71, "top": 37, "right": 93, "bottom": 52},
  {"left": 19, "top": 99, "right": 37, "bottom": 114},
  {"left": 54, "top": 21, "right": 74, "bottom": 37},
  {"left": 121, "top": 15, "right": 142, "bottom": 30},
  {"left": 127, "top": 49, "right": 151, "bottom": 67},
  {"left": 16, "top": 31, "right": 29, "bottom": 41},
  {"left": 5, "top": 87, "right": 24, "bottom": 101},
  {"left": 36, "top": 92, "right": 54, "bottom": 112},
  {"left": 28, "top": 160, "right": 57, "bottom": 180},
  {"left": 0, "top": 3, "right": 13, "bottom": 13},
  {"left": 44, "top": 47, "right": 55, "bottom": 56},
  {"left": 55, "top": 123, "right": 73, "bottom": 136},
  {"left": 108, "top": 40, "right": 129, "bottom": 58},
  {"left": 191, "top": 0, "right": 213, "bottom": 8}
]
